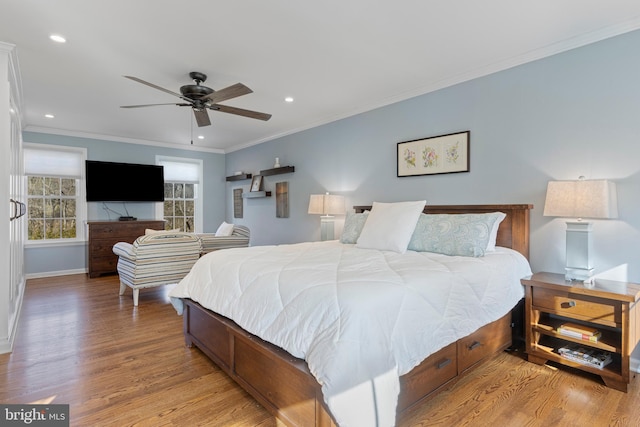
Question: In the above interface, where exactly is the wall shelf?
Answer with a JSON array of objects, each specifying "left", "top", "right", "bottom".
[
  {"left": 243, "top": 191, "right": 272, "bottom": 198},
  {"left": 259, "top": 166, "right": 295, "bottom": 176},
  {"left": 226, "top": 173, "right": 252, "bottom": 182}
]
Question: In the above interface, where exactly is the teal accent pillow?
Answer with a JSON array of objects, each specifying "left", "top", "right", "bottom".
[
  {"left": 340, "top": 211, "right": 368, "bottom": 244},
  {"left": 407, "top": 212, "right": 505, "bottom": 257}
]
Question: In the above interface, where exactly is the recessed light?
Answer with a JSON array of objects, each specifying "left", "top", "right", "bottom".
[
  {"left": 49, "top": 34, "right": 66, "bottom": 43},
  {"left": 197, "top": 135, "right": 204, "bottom": 140},
  {"left": 284, "top": 97, "right": 294, "bottom": 103},
  {"left": 45, "top": 114, "right": 55, "bottom": 119}
]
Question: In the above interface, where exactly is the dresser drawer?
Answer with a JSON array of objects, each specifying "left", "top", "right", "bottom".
[
  {"left": 90, "top": 239, "right": 120, "bottom": 256},
  {"left": 532, "top": 287, "right": 620, "bottom": 325},
  {"left": 89, "top": 223, "right": 150, "bottom": 239},
  {"left": 458, "top": 313, "right": 511, "bottom": 373},
  {"left": 91, "top": 256, "right": 118, "bottom": 273}
]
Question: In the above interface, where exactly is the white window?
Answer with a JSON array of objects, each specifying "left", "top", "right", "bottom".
[
  {"left": 24, "top": 143, "right": 87, "bottom": 245},
  {"left": 156, "top": 156, "right": 203, "bottom": 233}
]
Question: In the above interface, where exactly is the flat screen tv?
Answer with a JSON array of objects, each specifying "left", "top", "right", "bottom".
[{"left": 85, "top": 160, "right": 165, "bottom": 202}]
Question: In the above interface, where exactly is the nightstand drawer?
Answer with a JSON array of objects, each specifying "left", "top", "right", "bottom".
[{"left": 532, "top": 287, "right": 620, "bottom": 324}]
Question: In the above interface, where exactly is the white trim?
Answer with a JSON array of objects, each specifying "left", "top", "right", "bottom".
[
  {"left": 155, "top": 155, "right": 204, "bottom": 233},
  {"left": 0, "top": 276, "right": 24, "bottom": 354},
  {"left": 20, "top": 19, "right": 640, "bottom": 156},
  {"left": 23, "top": 143, "right": 88, "bottom": 242},
  {"left": 23, "top": 126, "right": 224, "bottom": 154},
  {"left": 25, "top": 268, "right": 87, "bottom": 280},
  {"left": 225, "top": 17, "right": 640, "bottom": 154},
  {"left": 24, "top": 239, "right": 86, "bottom": 249}
]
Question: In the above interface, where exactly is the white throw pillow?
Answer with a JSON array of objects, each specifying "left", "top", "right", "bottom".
[
  {"left": 355, "top": 200, "right": 426, "bottom": 253},
  {"left": 215, "top": 221, "right": 235, "bottom": 236},
  {"left": 485, "top": 212, "right": 506, "bottom": 251}
]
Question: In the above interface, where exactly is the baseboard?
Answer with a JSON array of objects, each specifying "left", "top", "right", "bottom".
[{"left": 26, "top": 268, "right": 87, "bottom": 280}]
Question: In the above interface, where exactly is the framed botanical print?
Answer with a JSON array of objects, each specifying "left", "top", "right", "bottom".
[{"left": 397, "top": 131, "right": 469, "bottom": 177}]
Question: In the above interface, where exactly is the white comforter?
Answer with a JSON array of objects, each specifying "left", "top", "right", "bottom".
[{"left": 169, "top": 241, "right": 531, "bottom": 426}]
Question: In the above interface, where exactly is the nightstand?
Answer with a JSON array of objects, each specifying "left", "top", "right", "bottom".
[{"left": 522, "top": 272, "right": 640, "bottom": 392}]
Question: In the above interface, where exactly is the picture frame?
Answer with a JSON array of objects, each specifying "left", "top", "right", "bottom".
[
  {"left": 275, "top": 181, "right": 289, "bottom": 218},
  {"left": 250, "top": 175, "right": 263, "bottom": 192},
  {"left": 397, "top": 131, "right": 470, "bottom": 177},
  {"left": 233, "top": 188, "right": 243, "bottom": 218}
]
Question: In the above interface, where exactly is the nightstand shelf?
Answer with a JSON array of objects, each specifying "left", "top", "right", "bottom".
[{"left": 522, "top": 272, "right": 640, "bottom": 392}]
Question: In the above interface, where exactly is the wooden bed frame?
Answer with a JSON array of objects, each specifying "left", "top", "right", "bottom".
[{"left": 181, "top": 204, "right": 532, "bottom": 426}]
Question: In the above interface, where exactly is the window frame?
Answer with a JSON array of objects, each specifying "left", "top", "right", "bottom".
[
  {"left": 155, "top": 155, "right": 203, "bottom": 233},
  {"left": 23, "top": 143, "right": 87, "bottom": 247}
]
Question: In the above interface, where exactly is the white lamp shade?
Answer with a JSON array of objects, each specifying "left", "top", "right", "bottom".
[
  {"left": 308, "top": 193, "right": 345, "bottom": 215},
  {"left": 543, "top": 180, "right": 618, "bottom": 219}
]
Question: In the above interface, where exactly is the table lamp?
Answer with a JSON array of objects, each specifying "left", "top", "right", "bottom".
[
  {"left": 543, "top": 178, "right": 618, "bottom": 282},
  {"left": 308, "top": 193, "right": 345, "bottom": 240}
]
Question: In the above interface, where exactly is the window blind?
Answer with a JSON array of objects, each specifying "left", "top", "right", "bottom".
[
  {"left": 159, "top": 159, "right": 200, "bottom": 183},
  {"left": 24, "top": 146, "right": 84, "bottom": 178}
]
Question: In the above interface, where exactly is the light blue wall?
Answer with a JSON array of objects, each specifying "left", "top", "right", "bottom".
[
  {"left": 226, "top": 30, "right": 640, "bottom": 283},
  {"left": 23, "top": 132, "right": 226, "bottom": 275}
]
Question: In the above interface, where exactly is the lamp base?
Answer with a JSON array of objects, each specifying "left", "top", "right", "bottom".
[
  {"left": 565, "top": 267, "right": 594, "bottom": 283},
  {"left": 320, "top": 216, "right": 335, "bottom": 241}
]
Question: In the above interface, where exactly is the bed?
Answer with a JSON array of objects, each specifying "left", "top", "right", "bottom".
[{"left": 169, "top": 203, "right": 533, "bottom": 427}]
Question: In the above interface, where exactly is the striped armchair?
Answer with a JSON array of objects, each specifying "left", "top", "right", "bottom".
[
  {"left": 113, "top": 232, "right": 202, "bottom": 306},
  {"left": 197, "top": 225, "right": 250, "bottom": 255}
]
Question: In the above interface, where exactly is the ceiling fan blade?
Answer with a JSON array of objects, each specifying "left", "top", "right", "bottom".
[
  {"left": 193, "top": 108, "right": 211, "bottom": 127},
  {"left": 201, "top": 83, "right": 253, "bottom": 104},
  {"left": 209, "top": 104, "right": 272, "bottom": 121},
  {"left": 120, "top": 103, "right": 191, "bottom": 108},
  {"left": 124, "top": 76, "right": 187, "bottom": 100}
]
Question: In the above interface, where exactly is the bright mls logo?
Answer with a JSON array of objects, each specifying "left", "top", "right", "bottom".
[{"left": 1, "top": 404, "right": 69, "bottom": 426}]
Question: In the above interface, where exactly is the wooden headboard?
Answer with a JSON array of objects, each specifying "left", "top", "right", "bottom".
[{"left": 353, "top": 204, "right": 533, "bottom": 260}]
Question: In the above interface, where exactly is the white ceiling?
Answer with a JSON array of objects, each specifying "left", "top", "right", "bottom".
[{"left": 2, "top": 1, "right": 640, "bottom": 153}]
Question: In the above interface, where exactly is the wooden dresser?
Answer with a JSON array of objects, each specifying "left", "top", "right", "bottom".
[{"left": 87, "top": 220, "right": 165, "bottom": 278}]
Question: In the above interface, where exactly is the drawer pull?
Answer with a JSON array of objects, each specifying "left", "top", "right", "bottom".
[
  {"left": 561, "top": 301, "right": 576, "bottom": 308},
  {"left": 437, "top": 358, "right": 452, "bottom": 369},
  {"left": 468, "top": 341, "right": 481, "bottom": 351}
]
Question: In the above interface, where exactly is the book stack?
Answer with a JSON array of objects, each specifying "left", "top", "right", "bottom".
[
  {"left": 557, "top": 322, "right": 602, "bottom": 343},
  {"left": 558, "top": 344, "right": 612, "bottom": 369}
]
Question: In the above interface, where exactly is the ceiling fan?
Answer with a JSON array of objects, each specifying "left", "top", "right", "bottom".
[{"left": 121, "top": 71, "right": 272, "bottom": 127}]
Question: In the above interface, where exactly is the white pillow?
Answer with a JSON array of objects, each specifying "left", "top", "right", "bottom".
[
  {"left": 355, "top": 200, "right": 426, "bottom": 253},
  {"left": 215, "top": 221, "right": 235, "bottom": 236},
  {"left": 486, "top": 212, "right": 506, "bottom": 251}
]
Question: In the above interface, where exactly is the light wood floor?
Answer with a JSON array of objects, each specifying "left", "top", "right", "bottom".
[{"left": 1, "top": 274, "right": 639, "bottom": 427}]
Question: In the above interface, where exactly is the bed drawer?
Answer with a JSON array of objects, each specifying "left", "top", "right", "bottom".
[
  {"left": 397, "top": 342, "right": 457, "bottom": 412},
  {"left": 458, "top": 313, "right": 511, "bottom": 373},
  {"left": 234, "top": 335, "right": 319, "bottom": 427},
  {"left": 532, "top": 287, "right": 619, "bottom": 324},
  {"left": 185, "top": 303, "right": 232, "bottom": 370}
]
